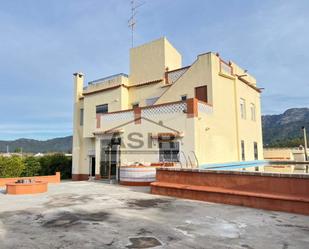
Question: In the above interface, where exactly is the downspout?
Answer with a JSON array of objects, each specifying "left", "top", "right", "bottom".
[{"left": 233, "top": 74, "right": 241, "bottom": 161}]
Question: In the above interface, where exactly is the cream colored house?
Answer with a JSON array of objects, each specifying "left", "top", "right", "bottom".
[{"left": 72, "top": 37, "right": 263, "bottom": 180}]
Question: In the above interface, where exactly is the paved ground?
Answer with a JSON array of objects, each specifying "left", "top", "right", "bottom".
[{"left": 0, "top": 181, "right": 308, "bottom": 249}]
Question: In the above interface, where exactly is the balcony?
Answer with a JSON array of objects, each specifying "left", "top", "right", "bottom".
[{"left": 95, "top": 99, "right": 213, "bottom": 134}]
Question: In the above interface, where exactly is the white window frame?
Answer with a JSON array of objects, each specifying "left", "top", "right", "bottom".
[
  {"left": 240, "top": 98, "right": 246, "bottom": 120},
  {"left": 250, "top": 103, "right": 256, "bottom": 121}
]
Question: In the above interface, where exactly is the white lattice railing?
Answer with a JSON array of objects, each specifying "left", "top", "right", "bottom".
[
  {"left": 141, "top": 102, "right": 187, "bottom": 119},
  {"left": 198, "top": 101, "right": 213, "bottom": 115},
  {"left": 98, "top": 101, "right": 212, "bottom": 127},
  {"left": 98, "top": 102, "right": 187, "bottom": 129},
  {"left": 101, "top": 110, "right": 134, "bottom": 123},
  {"left": 167, "top": 67, "right": 189, "bottom": 84}
]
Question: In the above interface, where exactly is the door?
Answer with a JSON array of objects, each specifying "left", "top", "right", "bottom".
[
  {"left": 90, "top": 156, "right": 95, "bottom": 177},
  {"left": 110, "top": 137, "right": 121, "bottom": 179},
  {"left": 91, "top": 157, "right": 96, "bottom": 177},
  {"left": 100, "top": 146, "right": 110, "bottom": 178},
  {"left": 100, "top": 137, "right": 121, "bottom": 179}
]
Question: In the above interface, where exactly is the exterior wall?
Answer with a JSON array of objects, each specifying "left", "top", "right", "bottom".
[
  {"left": 199, "top": 53, "right": 239, "bottom": 164},
  {"left": 128, "top": 82, "right": 165, "bottom": 108},
  {"left": 72, "top": 37, "right": 264, "bottom": 176},
  {"left": 236, "top": 75, "right": 263, "bottom": 161},
  {"left": 72, "top": 73, "right": 84, "bottom": 176},
  {"left": 129, "top": 37, "right": 181, "bottom": 85},
  {"left": 205, "top": 54, "right": 263, "bottom": 164},
  {"left": 156, "top": 53, "right": 213, "bottom": 104},
  {"left": 156, "top": 52, "right": 263, "bottom": 165},
  {"left": 95, "top": 102, "right": 196, "bottom": 167},
  {"left": 83, "top": 87, "right": 125, "bottom": 138}
]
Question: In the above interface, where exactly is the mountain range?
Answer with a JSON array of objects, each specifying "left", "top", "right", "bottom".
[
  {"left": 0, "top": 108, "right": 308, "bottom": 152},
  {"left": 262, "top": 107, "right": 309, "bottom": 146},
  {"left": 0, "top": 136, "right": 72, "bottom": 153}
]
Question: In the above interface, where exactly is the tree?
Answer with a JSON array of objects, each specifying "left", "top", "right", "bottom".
[
  {"left": 0, "top": 156, "right": 25, "bottom": 178},
  {"left": 14, "top": 147, "right": 22, "bottom": 153}
]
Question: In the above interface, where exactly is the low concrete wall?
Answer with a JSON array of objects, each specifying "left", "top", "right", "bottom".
[
  {"left": 151, "top": 168, "right": 309, "bottom": 215},
  {"left": 263, "top": 148, "right": 294, "bottom": 161},
  {"left": 119, "top": 166, "right": 156, "bottom": 186},
  {"left": 6, "top": 181, "right": 48, "bottom": 195},
  {"left": 0, "top": 172, "right": 61, "bottom": 187}
]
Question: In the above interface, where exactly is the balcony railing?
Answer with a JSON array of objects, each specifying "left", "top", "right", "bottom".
[
  {"left": 166, "top": 66, "right": 190, "bottom": 84},
  {"left": 95, "top": 99, "right": 213, "bottom": 132},
  {"left": 219, "top": 59, "right": 233, "bottom": 75}
]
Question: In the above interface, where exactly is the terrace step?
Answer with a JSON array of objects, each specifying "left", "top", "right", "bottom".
[
  {"left": 151, "top": 182, "right": 309, "bottom": 203},
  {"left": 151, "top": 182, "right": 309, "bottom": 215}
]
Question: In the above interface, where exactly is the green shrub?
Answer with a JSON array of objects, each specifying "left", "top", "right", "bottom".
[
  {"left": 22, "top": 156, "right": 41, "bottom": 177},
  {"left": 0, "top": 156, "right": 25, "bottom": 178},
  {"left": 39, "top": 154, "right": 72, "bottom": 179},
  {"left": 0, "top": 154, "right": 72, "bottom": 179}
]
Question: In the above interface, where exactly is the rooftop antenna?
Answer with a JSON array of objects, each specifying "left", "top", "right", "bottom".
[{"left": 128, "top": 0, "right": 145, "bottom": 48}]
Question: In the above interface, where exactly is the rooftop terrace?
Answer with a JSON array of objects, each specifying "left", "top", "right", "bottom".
[{"left": 0, "top": 181, "right": 308, "bottom": 248}]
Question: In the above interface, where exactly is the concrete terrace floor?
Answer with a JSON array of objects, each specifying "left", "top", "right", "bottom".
[{"left": 0, "top": 181, "right": 308, "bottom": 249}]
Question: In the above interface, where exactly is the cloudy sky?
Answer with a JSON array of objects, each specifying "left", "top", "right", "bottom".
[{"left": 0, "top": 0, "right": 308, "bottom": 140}]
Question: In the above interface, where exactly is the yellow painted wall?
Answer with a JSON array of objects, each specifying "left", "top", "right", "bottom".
[
  {"left": 95, "top": 110, "right": 196, "bottom": 167},
  {"left": 128, "top": 83, "right": 165, "bottom": 108},
  {"left": 83, "top": 87, "right": 124, "bottom": 138},
  {"left": 129, "top": 37, "right": 181, "bottom": 85},
  {"left": 73, "top": 38, "right": 264, "bottom": 175},
  {"left": 156, "top": 53, "right": 213, "bottom": 104}
]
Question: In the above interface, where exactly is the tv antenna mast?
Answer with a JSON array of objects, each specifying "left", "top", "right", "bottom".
[{"left": 128, "top": 0, "right": 145, "bottom": 48}]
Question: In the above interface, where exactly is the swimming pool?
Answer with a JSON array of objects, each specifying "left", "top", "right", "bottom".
[{"left": 201, "top": 161, "right": 309, "bottom": 174}]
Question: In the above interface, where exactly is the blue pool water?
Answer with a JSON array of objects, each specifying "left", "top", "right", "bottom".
[{"left": 200, "top": 160, "right": 309, "bottom": 174}]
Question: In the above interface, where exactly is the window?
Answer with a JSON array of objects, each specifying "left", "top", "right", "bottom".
[
  {"left": 240, "top": 98, "right": 246, "bottom": 119},
  {"left": 159, "top": 141, "right": 180, "bottom": 162},
  {"left": 254, "top": 142, "right": 258, "bottom": 160},
  {"left": 145, "top": 97, "right": 159, "bottom": 106},
  {"left": 181, "top": 95, "right": 187, "bottom": 101},
  {"left": 250, "top": 103, "right": 256, "bottom": 121},
  {"left": 96, "top": 104, "right": 108, "bottom": 114},
  {"left": 132, "top": 102, "right": 139, "bottom": 108},
  {"left": 195, "top": 85, "right": 208, "bottom": 102},
  {"left": 241, "top": 140, "right": 245, "bottom": 161},
  {"left": 80, "top": 108, "right": 84, "bottom": 126}
]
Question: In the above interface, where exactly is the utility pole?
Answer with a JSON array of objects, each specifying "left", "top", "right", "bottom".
[{"left": 302, "top": 126, "right": 308, "bottom": 161}]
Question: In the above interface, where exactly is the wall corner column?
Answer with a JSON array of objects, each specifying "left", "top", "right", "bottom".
[{"left": 186, "top": 98, "right": 198, "bottom": 118}]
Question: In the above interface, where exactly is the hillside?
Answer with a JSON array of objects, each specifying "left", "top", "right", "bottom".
[
  {"left": 262, "top": 108, "right": 309, "bottom": 146},
  {"left": 0, "top": 136, "right": 72, "bottom": 153}
]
